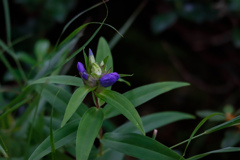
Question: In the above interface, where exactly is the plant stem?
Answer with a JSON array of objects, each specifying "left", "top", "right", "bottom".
[
  {"left": 170, "top": 132, "right": 206, "bottom": 149},
  {"left": 3, "top": 0, "right": 11, "bottom": 46},
  {"left": 94, "top": 93, "right": 100, "bottom": 109},
  {"left": 98, "top": 127, "right": 103, "bottom": 156}
]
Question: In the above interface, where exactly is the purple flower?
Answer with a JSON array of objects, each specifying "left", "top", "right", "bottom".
[
  {"left": 77, "top": 62, "right": 88, "bottom": 80},
  {"left": 100, "top": 72, "right": 120, "bottom": 87},
  {"left": 82, "top": 72, "right": 89, "bottom": 80},
  {"left": 77, "top": 62, "right": 86, "bottom": 73},
  {"left": 89, "top": 48, "right": 93, "bottom": 56}
]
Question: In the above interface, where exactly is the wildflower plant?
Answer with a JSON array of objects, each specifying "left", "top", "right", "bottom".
[{"left": 1, "top": 1, "right": 240, "bottom": 160}]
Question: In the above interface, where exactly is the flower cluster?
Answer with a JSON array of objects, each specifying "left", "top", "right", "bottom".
[{"left": 77, "top": 49, "right": 120, "bottom": 88}]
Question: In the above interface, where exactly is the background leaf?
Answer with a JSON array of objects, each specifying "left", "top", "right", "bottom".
[
  {"left": 29, "top": 75, "right": 84, "bottom": 87},
  {"left": 96, "top": 37, "right": 113, "bottom": 71},
  {"left": 151, "top": 12, "right": 177, "bottom": 34},
  {"left": 114, "top": 111, "right": 195, "bottom": 134},
  {"left": 186, "top": 147, "right": 240, "bottom": 160},
  {"left": 101, "top": 133, "right": 184, "bottom": 160},
  {"left": 35, "top": 84, "right": 88, "bottom": 117},
  {"left": 205, "top": 115, "right": 240, "bottom": 134},
  {"left": 96, "top": 89, "right": 145, "bottom": 135},
  {"left": 96, "top": 149, "right": 124, "bottom": 160},
  {"left": 103, "top": 82, "right": 190, "bottom": 119},
  {"left": 34, "top": 39, "right": 50, "bottom": 62},
  {"left": 76, "top": 107, "right": 104, "bottom": 160},
  {"left": 28, "top": 119, "right": 79, "bottom": 160}
]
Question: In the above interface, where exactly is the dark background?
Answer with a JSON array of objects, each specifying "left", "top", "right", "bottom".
[{"left": 1, "top": 0, "right": 240, "bottom": 159}]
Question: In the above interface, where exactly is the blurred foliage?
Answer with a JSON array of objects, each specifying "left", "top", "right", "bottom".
[
  {"left": 12, "top": 0, "right": 77, "bottom": 36},
  {"left": 1, "top": 0, "right": 240, "bottom": 159}
]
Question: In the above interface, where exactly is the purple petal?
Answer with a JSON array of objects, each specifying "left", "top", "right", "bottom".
[
  {"left": 82, "top": 72, "right": 89, "bottom": 80},
  {"left": 100, "top": 72, "right": 120, "bottom": 87},
  {"left": 89, "top": 48, "right": 93, "bottom": 56},
  {"left": 77, "top": 62, "right": 86, "bottom": 73}
]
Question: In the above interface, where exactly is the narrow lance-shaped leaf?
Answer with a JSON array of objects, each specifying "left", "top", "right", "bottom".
[
  {"left": 29, "top": 75, "right": 84, "bottom": 87},
  {"left": 35, "top": 84, "right": 88, "bottom": 117},
  {"left": 103, "top": 82, "right": 190, "bottom": 119},
  {"left": 114, "top": 111, "right": 195, "bottom": 134},
  {"left": 182, "top": 113, "right": 223, "bottom": 158},
  {"left": 205, "top": 114, "right": 240, "bottom": 134},
  {"left": 76, "top": 107, "right": 104, "bottom": 160},
  {"left": 102, "top": 112, "right": 194, "bottom": 160},
  {"left": 96, "top": 89, "right": 145, "bottom": 135},
  {"left": 28, "top": 119, "right": 79, "bottom": 160},
  {"left": 61, "top": 86, "right": 92, "bottom": 127},
  {"left": 101, "top": 133, "right": 185, "bottom": 160},
  {"left": 0, "top": 143, "right": 8, "bottom": 158}
]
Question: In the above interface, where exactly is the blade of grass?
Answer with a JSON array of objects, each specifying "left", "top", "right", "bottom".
[
  {"left": 29, "top": 75, "right": 84, "bottom": 87},
  {"left": 50, "top": 107, "right": 56, "bottom": 160},
  {"left": 181, "top": 113, "right": 223, "bottom": 159},
  {"left": 186, "top": 147, "right": 240, "bottom": 160},
  {"left": 0, "top": 50, "right": 21, "bottom": 85},
  {"left": 0, "top": 136, "right": 8, "bottom": 159},
  {"left": 55, "top": 0, "right": 109, "bottom": 47},
  {"left": 24, "top": 95, "right": 41, "bottom": 160},
  {"left": 170, "top": 113, "right": 225, "bottom": 149},
  {"left": 3, "top": 0, "right": 11, "bottom": 45},
  {"left": 0, "top": 39, "right": 27, "bottom": 83},
  {"left": 0, "top": 97, "right": 32, "bottom": 121},
  {"left": 109, "top": 0, "right": 148, "bottom": 49}
]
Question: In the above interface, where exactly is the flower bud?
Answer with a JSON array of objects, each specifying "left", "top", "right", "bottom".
[
  {"left": 77, "top": 62, "right": 88, "bottom": 80},
  {"left": 91, "top": 63, "right": 102, "bottom": 79},
  {"left": 82, "top": 72, "right": 89, "bottom": 80},
  {"left": 77, "top": 62, "right": 86, "bottom": 73},
  {"left": 100, "top": 72, "right": 120, "bottom": 87},
  {"left": 89, "top": 48, "right": 95, "bottom": 65}
]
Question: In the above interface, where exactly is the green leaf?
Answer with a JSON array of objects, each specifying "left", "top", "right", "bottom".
[
  {"left": 0, "top": 143, "right": 8, "bottom": 158},
  {"left": 109, "top": 0, "right": 147, "bottom": 49},
  {"left": 34, "top": 31, "right": 81, "bottom": 79},
  {"left": 17, "top": 51, "right": 37, "bottom": 65},
  {"left": 59, "top": 23, "right": 88, "bottom": 47},
  {"left": 61, "top": 86, "right": 92, "bottom": 127},
  {"left": 96, "top": 37, "right": 113, "bottom": 71},
  {"left": 119, "top": 74, "right": 133, "bottom": 77},
  {"left": 205, "top": 114, "right": 240, "bottom": 134},
  {"left": 96, "top": 149, "right": 124, "bottom": 160},
  {"left": 104, "top": 82, "right": 189, "bottom": 119},
  {"left": 186, "top": 147, "right": 240, "bottom": 160},
  {"left": 96, "top": 90, "right": 145, "bottom": 135},
  {"left": 29, "top": 75, "right": 84, "bottom": 87},
  {"left": 35, "top": 84, "right": 88, "bottom": 117},
  {"left": 101, "top": 133, "right": 184, "bottom": 160},
  {"left": 118, "top": 78, "right": 131, "bottom": 86},
  {"left": 221, "top": 130, "right": 240, "bottom": 148},
  {"left": 28, "top": 119, "right": 79, "bottom": 160},
  {"left": 34, "top": 39, "right": 50, "bottom": 62},
  {"left": 182, "top": 113, "right": 223, "bottom": 157},
  {"left": 196, "top": 110, "right": 225, "bottom": 122},
  {"left": 76, "top": 107, "right": 104, "bottom": 160},
  {"left": 114, "top": 111, "right": 195, "bottom": 134}
]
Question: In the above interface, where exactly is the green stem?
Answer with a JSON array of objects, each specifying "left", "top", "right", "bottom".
[
  {"left": 170, "top": 132, "right": 206, "bottom": 149},
  {"left": 0, "top": 40, "right": 27, "bottom": 84},
  {"left": 0, "top": 50, "right": 21, "bottom": 86},
  {"left": 98, "top": 127, "right": 103, "bottom": 156},
  {"left": 3, "top": 0, "right": 11, "bottom": 46},
  {"left": 94, "top": 93, "right": 100, "bottom": 109}
]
